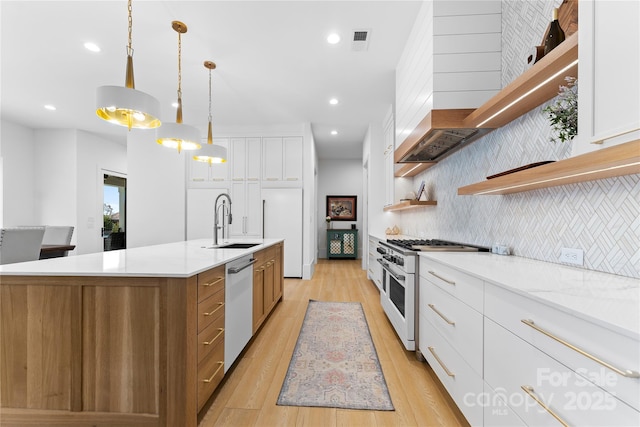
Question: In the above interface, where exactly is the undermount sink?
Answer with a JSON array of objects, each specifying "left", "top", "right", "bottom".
[{"left": 203, "top": 243, "right": 261, "bottom": 249}]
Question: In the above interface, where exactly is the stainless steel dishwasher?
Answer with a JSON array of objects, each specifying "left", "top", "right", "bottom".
[{"left": 224, "top": 254, "right": 256, "bottom": 372}]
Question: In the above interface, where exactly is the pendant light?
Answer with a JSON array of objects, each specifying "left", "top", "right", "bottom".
[
  {"left": 193, "top": 61, "right": 228, "bottom": 165},
  {"left": 96, "top": 0, "right": 161, "bottom": 130},
  {"left": 156, "top": 21, "right": 201, "bottom": 153}
]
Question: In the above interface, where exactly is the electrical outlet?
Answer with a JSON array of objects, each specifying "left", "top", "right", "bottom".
[{"left": 560, "top": 247, "right": 584, "bottom": 266}]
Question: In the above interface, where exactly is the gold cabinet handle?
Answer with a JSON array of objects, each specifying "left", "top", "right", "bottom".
[
  {"left": 202, "top": 361, "right": 224, "bottom": 383},
  {"left": 202, "top": 328, "right": 224, "bottom": 345},
  {"left": 521, "top": 385, "right": 569, "bottom": 427},
  {"left": 521, "top": 319, "right": 640, "bottom": 378},
  {"left": 428, "top": 347, "right": 455, "bottom": 377},
  {"left": 428, "top": 304, "right": 455, "bottom": 326},
  {"left": 203, "top": 277, "right": 224, "bottom": 287},
  {"left": 203, "top": 302, "right": 224, "bottom": 316},
  {"left": 428, "top": 271, "right": 455, "bottom": 285}
]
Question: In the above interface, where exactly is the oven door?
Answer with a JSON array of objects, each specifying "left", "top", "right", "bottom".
[{"left": 380, "top": 262, "right": 415, "bottom": 350}]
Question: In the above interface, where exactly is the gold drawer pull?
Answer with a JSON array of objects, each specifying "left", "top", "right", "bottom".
[
  {"left": 428, "top": 271, "right": 455, "bottom": 285},
  {"left": 521, "top": 319, "right": 640, "bottom": 378},
  {"left": 202, "top": 328, "right": 224, "bottom": 345},
  {"left": 521, "top": 385, "right": 568, "bottom": 427},
  {"left": 428, "top": 304, "right": 455, "bottom": 326},
  {"left": 428, "top": 347, "right": 455, "bottom": 377},
  {"left": 203, "top": 277, "right": 224, "bottom": 287},
  {"left": 202, "top": 361, "right": 224, "bottom": 383},
  {"left": 203, "top": 302, "right": 224, "bottom": 316}
]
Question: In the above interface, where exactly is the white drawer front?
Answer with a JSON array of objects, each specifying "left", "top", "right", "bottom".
[
  {"left": 485, "top": 283, "right": 640, "bottom": 411},
  {"left": 483, "top": 382, "right": 527, "bottom": 427},
  {"left": 420, "top": 314, "right": 483, "bottom": 426},
  {"left": 419, "top": 256, "right": 483, "bottom": 312},
  {"left": 485, "top": 317, "right": 640, "bottom": 426},
  {"left": 420, "top": 277, "right": 483, "bottom": 375}
]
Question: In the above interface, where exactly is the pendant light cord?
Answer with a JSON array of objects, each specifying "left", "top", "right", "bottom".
[
  {"left": 176, "top": 30, "right": 183, "bottom": 124},
  {"left": 208, "top": 69, "right": 212, "bottom": 123},
  {"left": 127, "top": 0, "right": 133, "bottom": 56}
]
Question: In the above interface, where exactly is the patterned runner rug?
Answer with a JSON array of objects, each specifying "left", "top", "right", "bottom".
[{"left": 277, "top": 300, "right": 394, "bottom": 411}]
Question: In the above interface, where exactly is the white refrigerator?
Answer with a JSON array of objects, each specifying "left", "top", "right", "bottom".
[{"left": 262, "top": 188, "right": 303, "bottom": 278}]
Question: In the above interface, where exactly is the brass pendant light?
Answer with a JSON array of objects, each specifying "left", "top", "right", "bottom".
[
  {"left": 156, "top": 21, "right": 201, "bottom": 153},
  {"left": 193, "top": 61, "right": 228, "bottom": 165},
  {"left": 96, "top": 0, "right": 161, "bottom": 130}
]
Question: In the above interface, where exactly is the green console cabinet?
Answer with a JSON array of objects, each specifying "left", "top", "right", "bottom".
[{"left": 326, "top": 229, "right": 358, "bottom": 259}]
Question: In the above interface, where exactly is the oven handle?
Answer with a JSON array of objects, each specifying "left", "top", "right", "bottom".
[{"left": 379, "top": 260, "right": 405, "bottom": 283}]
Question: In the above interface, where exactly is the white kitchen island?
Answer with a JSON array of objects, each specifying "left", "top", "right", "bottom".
[{"left": 0, "top": 238, "right": 284, "bottom": 427}]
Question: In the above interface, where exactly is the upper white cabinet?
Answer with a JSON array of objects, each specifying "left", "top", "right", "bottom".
[
  {"left": 230, "top": 137, "right": 261, "bottom": 182},
  {"left": 229, "top": 138, "right": 262, "bottom": 239},
  {"left": 262, "top": 136, "right": 303, "bottom": 184},
  {"left": 188, "top": 138, "right": 229, "bottom": 185},
  {"left": 574, "top": 0, "right": 640, "bottom": 155},
  {"left": 383, "top": 108, "right": 395, "bottom": 207}
]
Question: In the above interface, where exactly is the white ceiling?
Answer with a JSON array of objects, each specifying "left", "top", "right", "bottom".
[{"left": 0, "top": 1, "right": 421, "bottom": 159}]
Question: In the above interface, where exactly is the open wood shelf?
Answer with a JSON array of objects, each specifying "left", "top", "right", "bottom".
[
  {"left": 458, "top": 140, "right": 640, "bottom": 195},
  {"left": 383, "top": 200, "right": 437, "bottom": 212},
  {"left": 463, "top": 31, "right": 579, "bottom": 129},
  {"left": 394, "top": 162, "right": 437, "bottom": 177}
]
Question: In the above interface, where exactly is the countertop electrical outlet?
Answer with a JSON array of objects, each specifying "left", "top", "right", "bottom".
[{"left": 560, "top": 247, "right": 583, "bottom": 265}]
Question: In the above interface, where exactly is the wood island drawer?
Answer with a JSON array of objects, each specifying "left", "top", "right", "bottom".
[
  {"left": 420, "top": 277, "right": 483, "bottom": 375},
  {"left": 198, "top": 287, "right": 225, "bottom": 333},
  {"left": 197, "top": 314, "right": 225, "bottom": 365},
  {"left": 197, "top": 337, "right": 225, "bottom": 411},
  {"left": 198, "top": 265, "right": 225, "bottom": 303},
  {"left": 485, "top": 283, "right": 640, "bottom": 411},
  {"left": 419, "top": 256, "right": 484, "bottom": 313}
]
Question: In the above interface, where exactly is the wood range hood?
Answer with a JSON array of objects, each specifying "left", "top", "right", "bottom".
[{"left": 394, "top": 109, "right": 493, "bottom": 165}]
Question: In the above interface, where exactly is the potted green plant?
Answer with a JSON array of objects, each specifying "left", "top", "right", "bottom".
[{"left": 543, "top": 76, "right": 577, "bottom": 143}]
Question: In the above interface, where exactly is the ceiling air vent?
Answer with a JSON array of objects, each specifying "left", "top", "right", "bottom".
[{"left": 351, "top": 30, "right": 370, "bottom": 51}]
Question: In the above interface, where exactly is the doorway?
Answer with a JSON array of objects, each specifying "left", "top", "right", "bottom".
[{"left": 103, "top": 174, "right": 126, "bottom": 251}]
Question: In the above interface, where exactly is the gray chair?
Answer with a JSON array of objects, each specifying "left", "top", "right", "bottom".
[
  {"left": 41, "top": 225, "right": 75, "bottom": 258},
  {"left": 0, "top": 226, "right": 46, "bottom": 265}
]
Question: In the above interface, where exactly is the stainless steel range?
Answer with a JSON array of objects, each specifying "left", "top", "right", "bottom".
[{"left": 377, "top": 239, "right": 490, "bottom": 352}]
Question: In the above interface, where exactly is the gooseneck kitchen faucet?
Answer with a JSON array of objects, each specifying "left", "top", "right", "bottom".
[{"left": 213, "top": 193, "right": 232, "bottom": 246}]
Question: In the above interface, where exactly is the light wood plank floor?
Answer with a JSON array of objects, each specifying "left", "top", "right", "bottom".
[{"left": 198, "top": 259, "right": 469, "bottom": 427}]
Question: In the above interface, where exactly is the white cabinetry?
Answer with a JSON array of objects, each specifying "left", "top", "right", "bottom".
[
  {"left": 418, "top": 256, "right": 484, "bottom": 426},
  {"left": 417, "top": 253, "right": 640, "bottom": 427},
  {"left": 188, "top": 138, "right": 229, "bottom": 185},
  {"left": 367, "top": 235, "right": 382, "bottom": 291},
  {"left": 383, "top": 108, "right": 394, "bottom": 207},
  {"left": 262, "top": 136, "right": 303, "bottom": 185},
  {"left": 574, "top": 0, "right": 640, "bottom": 155},
  {"left": 229, "top": 138, "right": 262, "bottom": 238}
]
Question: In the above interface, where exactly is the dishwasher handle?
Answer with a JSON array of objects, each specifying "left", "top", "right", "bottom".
[{"left": 227, "top": 258, "right": 257, "bottom": 274}]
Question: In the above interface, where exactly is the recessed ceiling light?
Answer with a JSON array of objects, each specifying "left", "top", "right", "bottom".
[
  {"left": 84, "top": 42, "right": 101, "bottom": 52},
  {"left": 331, "top": 130, "right": 338, "bottom": 135},
  {"left": 327, "top": 33, "right": 340, "bottom": 44},
  {"left": 44, "top": 105, "right": 56, "bottom": 111},
  {"left": 171, "top": 101, "right": 179, "bottom": 108},
  {"left": 329, "top": 98, "right": 339, "bottom": 105}
]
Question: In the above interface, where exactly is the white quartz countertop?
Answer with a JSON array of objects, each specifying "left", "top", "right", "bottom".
[
  {"left": 418, "top": 252, "right": 640, "bottom": 339},
  {"left": 0, "top": 238, "right": 283, "bottom": 278}
]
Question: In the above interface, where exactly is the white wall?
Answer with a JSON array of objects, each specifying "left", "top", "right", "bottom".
[
  {"left": 302, "top": 123, "right": 317, "bottom": 279},
  {"left": 75, "top": 130, "right": 126, "bottom": 254},
  {"left": 1, "top": 120, "right": 36, "bottom": 226},
  {"left": 317, "top": 158, "right": 363, "bottom": 258},
  {"left": 34, "top": 129, "right": 77, "bottom": 235},
  {"left": 0, "top": 121, "right": 127, "bottom": 254},
  {"left": 127, "top": 129, "right": 186, "bottom": 248}
]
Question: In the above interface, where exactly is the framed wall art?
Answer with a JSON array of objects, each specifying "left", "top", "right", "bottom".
[{"left": 326, "top": 195, "right": 357, "bottom": 221}]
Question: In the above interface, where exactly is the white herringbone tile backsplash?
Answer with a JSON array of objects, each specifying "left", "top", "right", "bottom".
[{"left": 398, "top": 0, "right": 640, "bottom": 279}]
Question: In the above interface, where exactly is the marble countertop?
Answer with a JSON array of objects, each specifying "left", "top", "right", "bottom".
[
  {"left": 418, "top": 251, "right": 640, "bottom": 339},
  {"left": 0, "top": 238, "right": 283, "bottom": 278}
]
